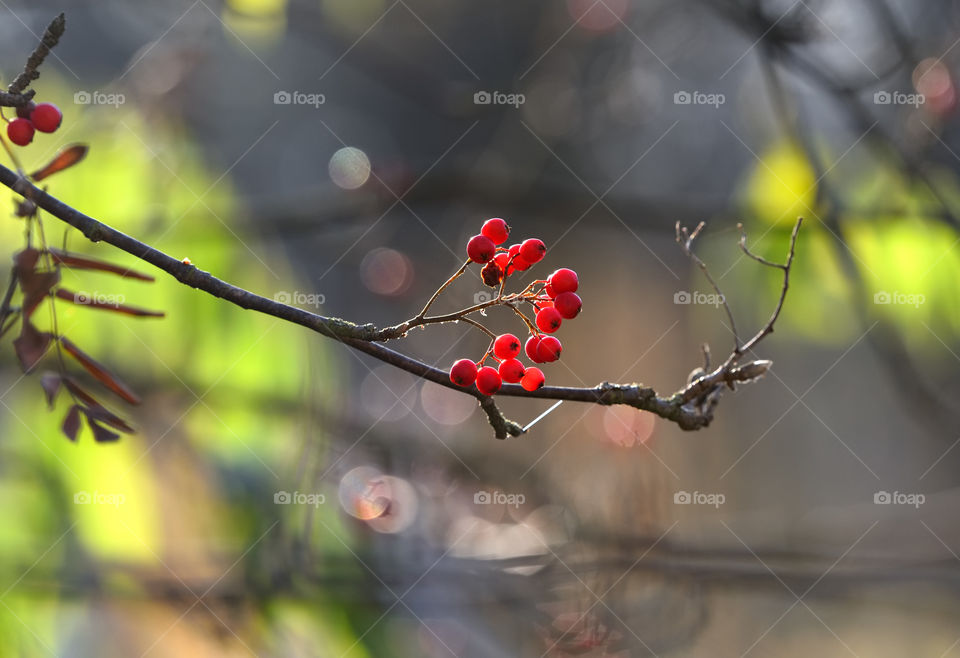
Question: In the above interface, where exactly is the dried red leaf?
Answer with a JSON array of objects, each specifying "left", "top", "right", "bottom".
[
  {"left": 59, "top": 336, "right": 141, "bottom": 405},
  {"left": 16, "top": 258, "right": 60, "bottom": 319},
  {"left": 85, "top": 416, "right": 119, "bottom": 443},
  {"left": 54, "top": 288, "right": 164, "bottom": 318},
  {"left": 13, "top": 322, "right": 53, "bottom": 372},
  {"left": 62, "top": 405, "right": 81, "bottom": 441},
  {"left": 46, "top": 248, "right": 154, "bottom": 282},
  {"left": 16, "top": 248, "right": 58, "bottom": 318},
  {"left": 13, "top": 248, "right": 40, "bottom": 273},
  {"left": 29, "top": 144, "right": 88, "bottom": 182},
  {"left": 62, "top": 378, "right": 135, "bottom": 433},
  {"left": 40, "top": 371, "right": 61, "bottom": 408}
]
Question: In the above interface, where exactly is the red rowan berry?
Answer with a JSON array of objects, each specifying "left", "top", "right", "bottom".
[
  {"left": 507, "top": 244, "right": 532, "bottom": 271},
  {"left": 476, "top": 366, "right": 502, "bottom": 395},
  {"left": 519, "top": 238, "right": 546, "bottom": 264},
  {"left": 498, "top": 358, "right": 525, "bottom": 383},
  {"left": 553, "top": 292, "right": 582, "bottom": 319},
  {"left": 521, "top": 367, "right": 545, "bottom": 391},
  {"left": 467, "top": 234, "right": 496, "bottom": 263},
  {"left": 548, "top": 268, "right": 578, "bottom": 294},
  {"left": 481, "top": 218, "right": 510, "bottom": 245},
  {"left": 30, "top": 102, "right": 62, "bottom": 133},
  {"left": 449, "top": 359, "right": 478, "bottom": 387},
  {"left": 537, "top": 335, "right": 562, "bottom": 362},
  {"left": 15, "top": 101, "right": 35, "bottom": 120},
  {"left": 535, "top": 307, "right": 562, "bottom": 333},
  {"left": 493, "top": 333, "right": 521, "bottom": 359},
  {"left": 6, "top": 118, "right": 34, "bottom": 146},
  {"left": 525, "top": 335, "right": 544, "bottom": 363},
  {"left": 544, "top": 281, "right": 557, "bottom": 298}
]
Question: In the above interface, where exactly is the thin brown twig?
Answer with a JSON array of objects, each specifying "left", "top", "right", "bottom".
[
  {"left": 676, "top": 220, "right": 740, "bottom": 351},
  {"left": 416, "top": 258, "right": 469, "bottom": 319},
  {"left": 0, "top": 266, "right": 18, "bottom": 335},
  {"left": 456, "top": 316, "right": 496, "bottom": 340},
  {"left": 681, "top": 218, "right": 803, "bottom": 404}
]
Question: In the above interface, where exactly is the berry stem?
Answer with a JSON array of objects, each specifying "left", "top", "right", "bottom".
[
  {"left": 416, "top": 258, "right": 470, "bottom": 320},
  {"left": 456, "top": 315, "right": 496, "bottom": 340},
  {"left": 496, "top": 254, "right": 518, "bottom": 299},
  {"left": 510, "top": 306, "right": 538, "bottom": 336}
]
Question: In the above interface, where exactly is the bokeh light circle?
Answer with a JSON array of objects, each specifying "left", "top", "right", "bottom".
[
  {"left": 329, "top": 146, "right": 371, "bottom": 190},
  {"left": 359, "top": 366, "right": 418, "bottom": 421},
  {"left": 601, "top": 406, "right": 656, "bottom": 447},
  {"left": 338, "top": 466, "right": 391, "bottom": 520},
  {"left": 360, "top": 247, "right": 413, "bottom": 296},
  {"left": 366, "top": 476, "right": 418, "bottom": 534},
  {"left": 420, "top": 380, "right": 476, "bottom": 425},
  {"left": 567, "top": 0, "right": 628, "bottom": 32}
]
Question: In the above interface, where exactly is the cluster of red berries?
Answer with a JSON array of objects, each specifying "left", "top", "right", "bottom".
[
  {"left": 5, "top": 101, "right": 62, "bottom": 146},
  {"left": 450, "top": 218, "right": 582, "bottom": 396}
]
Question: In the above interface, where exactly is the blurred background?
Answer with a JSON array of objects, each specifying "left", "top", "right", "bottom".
[{"left": 2, "top": 0, "right": 960, "bottom": 655}]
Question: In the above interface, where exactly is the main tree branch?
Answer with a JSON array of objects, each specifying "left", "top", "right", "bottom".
[{"left": 0, "top": 163, "right": 799, "bottom": 439}]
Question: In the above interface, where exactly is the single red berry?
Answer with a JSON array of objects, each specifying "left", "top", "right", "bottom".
[
  {"left": 519, "top": 238, "right": 546, "bottom": 264},
  {"left": 554, "top": 292, "right": 582, "bottom": 319},
  {"left": 536, "top": 307, "right": 562, "bottom": 333},
  {"left": 544, "top": 281, "right": 557, "bottom": 298},
  {"left": 449, "top": 359, "right": 478, "bottom": 387},
  {"left": 467, "top": 234, "right": 496, "bottom": 263},
  {"left": 481, "top": 218, "right": 510, "bottom": 245},
  {"left": 537, "top": 336, "right": 562, "bottom": 362},
  {"left": 548, "top": 268, "right": 578, "bottom": 294},
  {"left": 481, "top": 261, "right": 502, "bottom": 287},
  {"left": 475, "top": 366, "right": 503, "bottom": 396},
  {"left": 498, "top": 358, "right": 525, "bottom": 383},
  {"left": 525, "top": 335, "right": 544, "bottom": 363},
  {"left": 493, "top": 333, "right": 522, "bottom": 359},
  {"left": 521, "top": 367, "right": 545, "bottom": 391},
  {"left": 506, "top": 244, "right": 532, "bottom": 271},
  {"left": 15, "top": 101, "right": 35, "bottom": 120},
  {"left": 6, "top": 118, "right": 34, "bottom": 146},
  {"left": 535, "top": 298, "right": 554, "bottom": 310},
  {"left": 30, "top": 102, "right": 62, "bottom": 133}
]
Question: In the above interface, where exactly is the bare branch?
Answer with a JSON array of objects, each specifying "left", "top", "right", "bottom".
[
  {"left": 735, "top": 217, "right": 802, "bottom": 356},
  {"left": 680, "top": 218, "right": 803, "bottom": 405},
  {"left": 6, "top": 13, "right": 66, "bottom": 97},
  {"left": 676, "top": 221, "right": 740, "bottom": 351},
  {"left": 0, "top": 159, "right": 799, "bottom": 437}
]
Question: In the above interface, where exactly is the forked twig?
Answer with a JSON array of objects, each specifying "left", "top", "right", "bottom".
[{"left": 679, "top": 218, "right": 803, "bottom": 406}]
